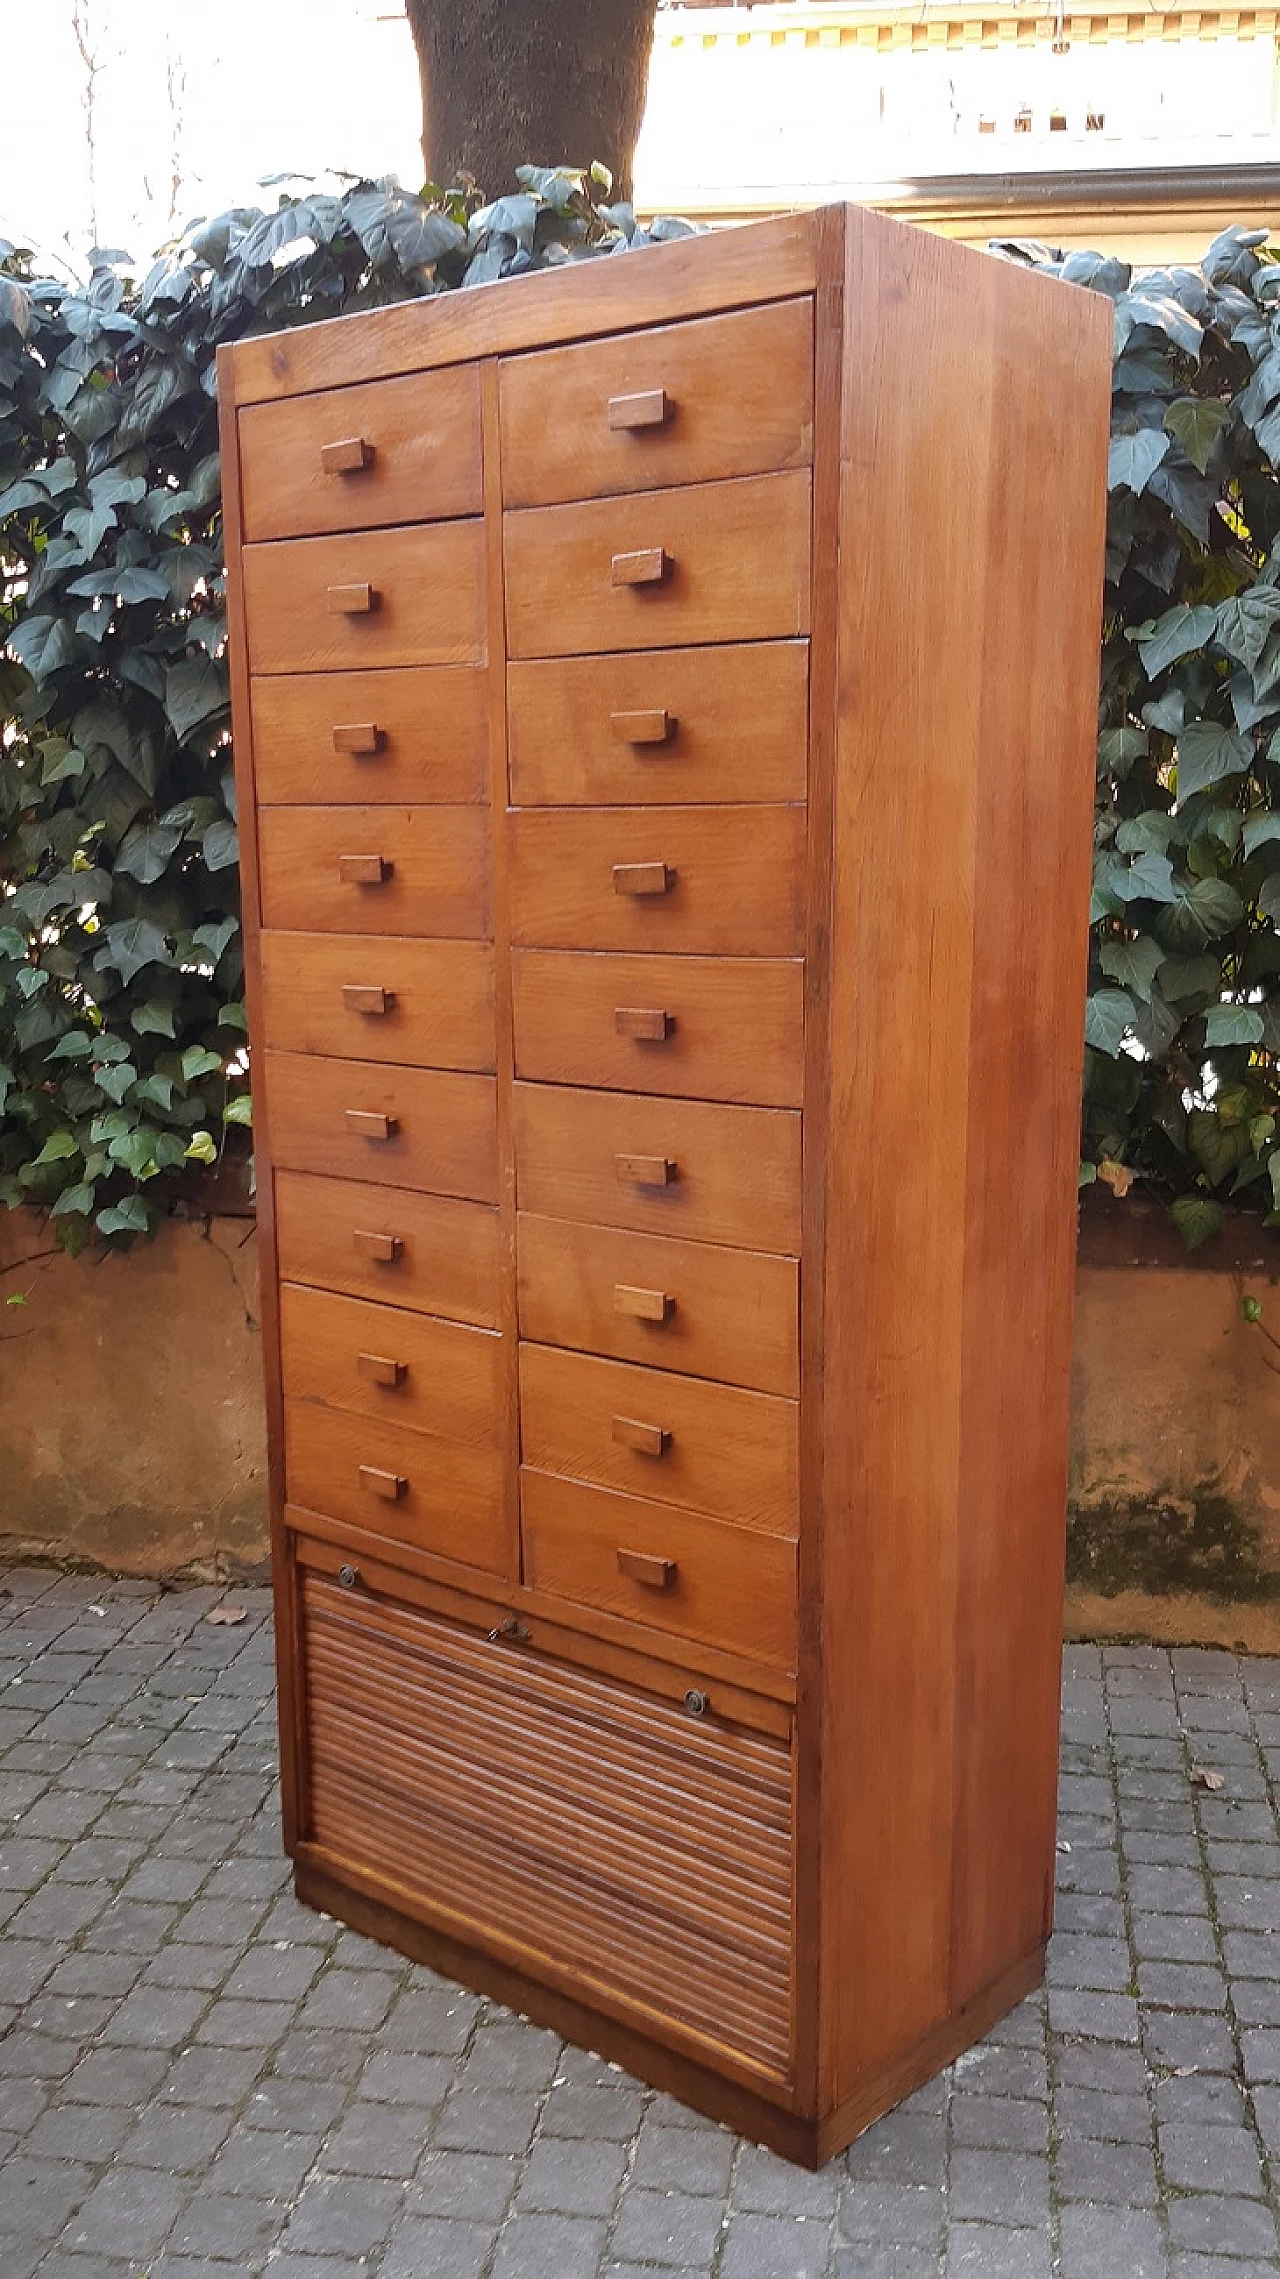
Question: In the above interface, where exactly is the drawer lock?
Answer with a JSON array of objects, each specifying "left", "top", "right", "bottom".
[
  {"left": 487, "top": 1614, "right": 531, "bottom": 1645},
  {"left": 683, "top": 1688, "right": 709, "bottom": 1719},
  {"left": 337, "top": 1563, "right": 360, "bottom": 1590}
]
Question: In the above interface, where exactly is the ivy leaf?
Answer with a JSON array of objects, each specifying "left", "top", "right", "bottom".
[
  {"left": 45, "top": 1031, "right": 95, "bottom": 1061},
  {"left": 1161, "top": 875, "right": 1246, "bottom": 948},
  {"left": 185, "top": 1130, "right": 218, "bottom": 1165},
  {"left": 191, "top": 917, "right": 238, "bottom": 963},
  {"left": 180, "top": 1045, "right": 223, "bottom": 1082},
  {"left": 1175, "top": 722, "right": 1253, "bottom": 798},
  {"left": 131, "top": 997, "right": 177, "bottom": 1037},
  {"left": 96, "top": 1194, "right": 151, "bottom": 1238},
  {"left": 1216, "top": 590, "right": 1280, "bottom": 672},
  {"left": 223, "top": 1094, "right": 252, "bottom": 1126},
  {"left": 1108, "top": 429, "right": 1170, "bottom": 497},
  {"left": 1164, "top": 396, "right": 1229, "bottom": 474},
  {"left": 39, "top": 737, "right": 87, "bottom": 786},
  {"left": 1099, "top": 935, "right": 1165, "bottom": 1002},
  {"left": 1204, "top": 1003, "right": 1265, "bottom": 1047},
  {"left": 98, "top": 917, "right": 170, "bottom": 985},
  {"left": 29, "top": 1130, "right": 80, "bottom": 1167},
  {"left": 1097, "top": 727, "right": 1148, "bottom": 780},
  {"left": 1170, "top": 1195, "right": 1224, "bottom": 1250},
  {"left": 201, "top": 819, "right": 239, "bottom": 871},
  {"left": 1085, "top": 988, "right": 1136, "bottom": 1056},
  {"left": 7, "top": 612, "right": 78, "bottom": 680},
  {"left": 94, "top": 1060, "right": 137, "bottom": 1104},
  {"left": 49, "top": 1181, "right": 96, "bottom": 1218},
  {"left": 113, "top": 820, "right": 185, "bottom": 885},
  {"left": 164, "top": 654, "right": 228, "bottom": 743},
  {"left": 1131, "top": 604, "right": 1217, "bottom": 679}
]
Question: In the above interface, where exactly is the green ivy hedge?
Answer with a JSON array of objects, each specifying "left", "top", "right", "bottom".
[{"left": 1, "top": 188, "right": 1278, "bottom": 1252}]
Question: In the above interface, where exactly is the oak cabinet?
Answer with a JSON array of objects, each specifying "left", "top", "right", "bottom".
[{"left": 218, "top": 205, "right": 1111, "bottom": 2165}]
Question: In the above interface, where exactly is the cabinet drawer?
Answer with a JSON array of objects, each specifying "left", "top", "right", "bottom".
[
  {"left": 260, "top": 933, "right": 494, "bottom": 1072},
  {"left": 507, "top": 643, "right": 808, "bottom": 807},
  {"left": 519, "top": 1343, "right": 798, "bottom": 1534},
  {"left": 512, "top": 951, "right": 804, "bottom": 1109},
  {"left": 516, "top": 1214, "right": 798, "bottom": 1397},
  {"left": 509, "top": 808, "right": 805, "bottom": 958},
  {"left": 251, "top": 668, "right": 486, "bottom": 807},
  {"left": 499, "top": 299, "right": 813, "bottom": 508},
  {"left": 504, "top": 472, "right": 811, "bottom": 659},
  {"left": 285, "top": 1403, "right": 505, "bottom": 1569},
  {"left": 522, "top": 1471, "right": 797, "bottom": 1672},
  {"left": 280, "top": 1284, "right": 501, "bottom": 1442},
  {"left": 264, "top": 1051, "right": 499, "bottom": 1202},
  {"left": 239, "top": 367, "right": 482, "bottom": 541},
  {"left": 297, "top": 1562, "right": 794, "bottom": 2074},
  {"left": 243, "top": 522, "right": 485, "bottom": 674},
  {"left": 274, "top": 1171, "right": 500, "bottom": 1329},
  {"left": 257, "top": 807, "right": 489, "bottom": 939},
  {"left": 514, "top": 1083, "right": 801, "bottom": 1254}
]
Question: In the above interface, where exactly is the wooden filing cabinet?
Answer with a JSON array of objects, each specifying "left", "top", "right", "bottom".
[{"left": 218, "top": 205, "right": 1111, "bottom": 2165}]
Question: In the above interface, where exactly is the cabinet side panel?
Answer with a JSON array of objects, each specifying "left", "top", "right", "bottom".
[
  {"left": 818, "top": 214, "right": 1110, "bottom": 2105},
  {"left": 949, "top": 271, "right": 1111, "bottom": 2006},
  {"left": 215, "top": 350, "right": 306, "bottom": 1848}
]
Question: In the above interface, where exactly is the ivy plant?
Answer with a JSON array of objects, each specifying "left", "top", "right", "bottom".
[
  {"left": 1001, "top": 225, "right": 1280, "bottom": 1247},
  {"left": 0, "top": 166, "right": 690, "bottom": 1250},
  {"left": 3, "top": 189, "right": 1279, "bottom": 1253}
]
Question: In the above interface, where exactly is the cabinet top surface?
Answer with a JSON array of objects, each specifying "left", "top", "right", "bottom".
[{"left": 217, "top": 202, "right": 1106, "bottom": 410}]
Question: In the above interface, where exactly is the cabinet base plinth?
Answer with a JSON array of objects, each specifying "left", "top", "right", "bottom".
[{"left": 294, "top": 1859, "right": 1045, "bottom": 2168}]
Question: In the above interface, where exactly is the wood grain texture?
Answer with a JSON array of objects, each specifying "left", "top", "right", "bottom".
[
  {"left": 512, "top": 951, "right": 804, "bottom": 1108},
  {"left": 263, "top": 1050, "right": 498, "bottom": 1201},
  {"left": 285, "top": 1404, "right": 505, "bottom": 1565},
  {"left": 297, "top": 1566, "right": 796, "bottom": 2076},
  {"left": 509, "top": 807, "right": 806, "bottom": 956},
  {"left": 504, "top": 472, "right": 811, "bottom": 659},
  {"left": 514, "top": 1082, "right": 802, "bottom": 1254},
  {"left": 814, "top": 208, "right": 1112, "bottom": 2109},
  {"left": 220, "top": 208, "right": 818, "bottom": 403},
  {"left": 250, "top": 667, "right": 487, "bottom": 806},
  {"left": 257, "top": 806, "right": 489, "bottom": 939},
  {"left": 498, "top": 299, "right": 813, "bottom": 507},
  {"left": 274, "top": 1170, "right": 500, "bottom": 1329},
  {"left": 239, "top": 366, "right": 482, "bottom": 540},
  {"left": 521, "top": 1470, "right": 798, "bottom": 1671},
  {"left": 259, "top": 932, "right": 494, "bottom": 1072},
  {"left": 519, "top": 1342, "right": 798, "bottom": 1534},
  {"left": 516, "top": 1213, "right": 798, "bottom": 1395},
  {"left": 280, "top": 1283, "right": 501, "bottom": 1446},
  {"left": 243, "top": 521, "right": 485, "bottom": 674},
  {"left": 507, "top": 642, "right": 808, "bottom": 807}
]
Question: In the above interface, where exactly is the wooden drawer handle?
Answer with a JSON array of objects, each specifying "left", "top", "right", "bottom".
[
  {"left": 342, "top": 984, "right": 394, "bottom": 1017},
  {"left": 611, "top": 708, "right": 675, "bottom": 747},
  {"left": 345, "top": 1110, "right": 397, "bottom": 1142},
  {"left": 615, "top": 1006, "right": 671, "bottom": 1042},
  {"left": 321, "top": 436, "right": 374, "bottom": 475},
  {"left": 615, "top": 1152, "right": 677, "bottom": 1188},
  {"left": 353, "top": 1228, "right": 401, "bottom": 1263},
  {"left": 612, "top": 1414, "right": 669, "bottom": 1458},
  {"left": 608, "top": 388, "right": 672, "bottom": 432},
  {"left": 612, "top": 547, "right": 669, "bottom": 589},
  {"left": 359, "top": 1463, "right": 406, "bottom": 1501},
  {"left": 339, "top": 853, "right": 391, "bottom": 886},
  {"left": 614, "top": 1283, "right": 674, "bottom": 1324},
  {"left": 328, "top": 581, "right": 378, "bottom": 615},
  {"left": 357, "top": 1350, "right": 406, "bottom": 1388},
  {"left": 617, "top": 1547, "right": 677, "bottom": 1589},
  {"left": 612, "top": 862, "right": 674, "bottom": 899},
  {"left": 332, "top": 721, "right": 384, "bottom": 756}
]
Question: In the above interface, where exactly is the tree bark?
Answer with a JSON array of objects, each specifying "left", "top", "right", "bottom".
[{"left": 405, "top": 0, "right": 659, "bottom": 205}]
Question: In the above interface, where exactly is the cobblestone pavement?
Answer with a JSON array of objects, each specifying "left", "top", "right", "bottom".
[{"left": 3, "top": 1575, "right": 1280, "bottom": 2278}]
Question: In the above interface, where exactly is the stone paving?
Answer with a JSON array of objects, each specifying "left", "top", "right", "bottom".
[{"left": 3, "top": 1577, "right": 1280, "bottom": 2278}]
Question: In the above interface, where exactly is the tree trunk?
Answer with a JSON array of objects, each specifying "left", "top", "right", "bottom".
[{"left": 405, "top": 0, "right": 658, "bottom": 205}]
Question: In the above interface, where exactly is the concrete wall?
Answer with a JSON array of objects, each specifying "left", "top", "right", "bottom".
[{"left": 3, "top": 1203, "right": 1280, "bottom": 1640}]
